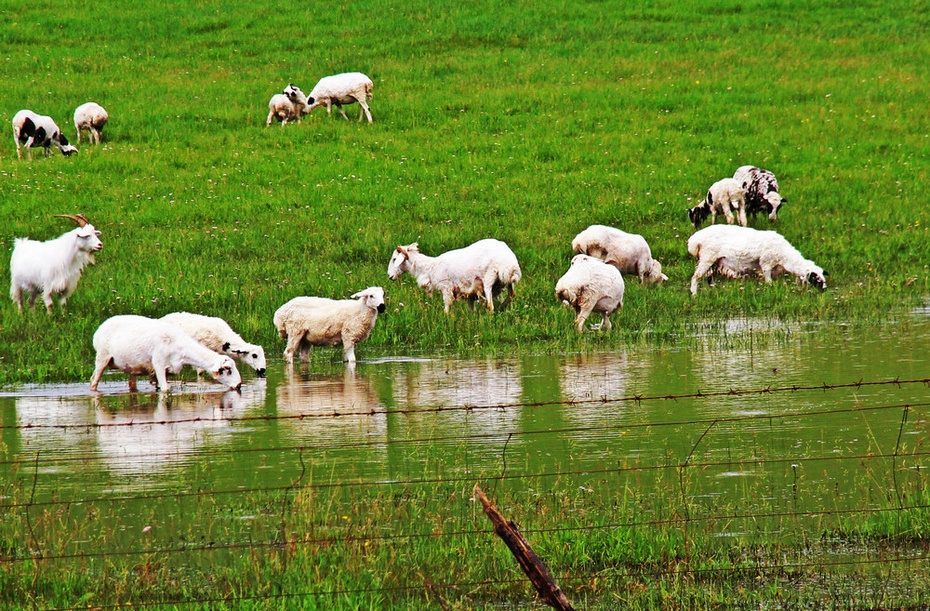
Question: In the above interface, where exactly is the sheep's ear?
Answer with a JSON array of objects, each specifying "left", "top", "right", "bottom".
[
  {"left": 233, "top": 349, "right": 248, "bottom": 355},
  {"left": 222, "top": 341, "right": 231, "bottom": 351},
  {"left": 823, "top": 270, "right": 829, "bottom": 277},
  {"left": 780, "top": 198, "right": 788, "bottom": 204}
]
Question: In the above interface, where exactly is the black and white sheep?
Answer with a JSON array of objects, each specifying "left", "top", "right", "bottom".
[
  {"left": 73, "top": 102, "right": 108, "bottom": 145},
  {"left": 89, "top": 315, "right": 243, "bottom": 392},
  {"left": 307, "top": 72, "right": 374, "bottom": 123},
  {"left": 688, "top": 178, "right": 747, "bottom": 228},
  {"left": 555, "top": 254, "right": 625, "bottom": 333},
  {"left": 273, "top": 287, "right": 386, "bottom": 365},
  {"left": 733, "top": 165, "right": 786, "bottom": 222},
  {"left": 266, "top": 84, "right": 312, "bottom": 126},
  {"left": 687, "top": 224, "right": 826, "bottom": 296},
  {"left": 13, "top": 110, "right": 78, "bottom": 159},
  {"left": 387, "top": 239, "right": 522, "bottom": 313},
  {"left": 160, "top": 312, "right": 267, "bottom": 377},
  {"left": 571, "top": 224, "right": 668, "bottom": 284},
  {"left": 9, "top": 214, "right": 103, "bottom": 314}
]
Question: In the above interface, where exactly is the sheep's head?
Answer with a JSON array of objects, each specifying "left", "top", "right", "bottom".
[
  {"left": 352, "top": 287, "right": 386, "bottom": 313},
  {"left": 764, "top": 192, "right": 785, "bottom": 222},
  {"left": 58, "top": 134, "right": 78, "bottom": 156},
  {"left": 225, "top": 342, "right": 267, "bottom": 377},
  {"left": 211, "top": 356, "right": 242, "bottom": 391},
  {"left": 57, "top": 214, "right": 103, "bottom": 253},
  {"left": 805, "top": 265, "right": 827, "bottom": 291},
  {"left": 570, "top": 254, "right": 592, "bottom": 266},
  {"left": 688, "top": 203, "right": 710, "bottom": 228},
  {"left": 387, "top": 244, "right": 418, "bottom": 280},
  {"left": 283, "top": 84, "right": 309, "bottom": 106},
  {"left": 646, "top": 260, "right": 669, "bottom": 284}
]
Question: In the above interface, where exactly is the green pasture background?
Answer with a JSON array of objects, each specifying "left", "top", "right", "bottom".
[{"left": 1, "top": 0, "right": 928, "bottom": 385}]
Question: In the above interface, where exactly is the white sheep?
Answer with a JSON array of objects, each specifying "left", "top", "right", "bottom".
[
  {"left": 387, "top": 239, "right": 522, "bottom": 313},
  {"left": 73, "top": 102, "right": 108, "bottom": 145},
  {"left": 10, "top": 214, "right": 103, "bottom": 314},
  {"left": 307, "top": 72, "right": 374, "bottom": 123},
  {"left": 266, "top": 84, "right": 312, "bottom": 126},
  {"left": 89, "top": 315, "right": 243, "bottom": 392},
  {"left": 571, "top": 225, "right": 668, "bottom": 284},
  {"left": 733, "top": 165, "right": 786, "bottom": 222},
  {"left": 160, "top": 312, "right": 267, "bottom": 377},
  {"left": 688, "top": 177, "right": 747, "bottom": 228},
  {"left": 687, "top": 224, "right": 826, "bottom": 296},
  {"left": 12, "top": 110, "right": 78, "bottom": 159},
  {"left": 273, "top": 287, "right": 385, "bottom": 365},
  {"left": 555, "top": 254, "right": 626, "bottom": 333}
]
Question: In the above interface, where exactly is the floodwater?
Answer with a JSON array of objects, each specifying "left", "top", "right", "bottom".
[{"left": 2, "top": 314, "right": 929, "bottom": 557}]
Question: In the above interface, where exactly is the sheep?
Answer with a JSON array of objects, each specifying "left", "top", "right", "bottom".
[
  {"left": 89, "top": 315, "right": 243, "bottom": 392},
  {"left": 266, "top": 84, "right": 312, "bottom": 126},
  {"left": 73, "top": 102, "right": 108, "bottom": 145},
  {"left": 733, "top": 165, "right": 786, "bottom": 222},
  {"left": 307, "top": 72, "right": 374, "bottom": 123},
  {"left": 160, "top": 312, "right": 267, "bottom": 377},
  {"left": 387, "top": 239, "right": 522, "bottom": 313},
  {"left": 12, "top": 110, "right": 78, "bottom": 159},
  {"left": 571, "top": 225, "right": 668, "bottom": 284},
  {"left": 687, "top": 224, "right": 826, "bottom": 296},
  {"left": 688, "top": 178, "right": 748, "bottom": 228},
  {"left": 555, "top": 254, "right": 625, "bottom": 333},
  {"left": 10, "top": 214, "right": 103, "bottom": 314},
  {"left": 273, "top": 287, "right": 385, "bottom": 365}
]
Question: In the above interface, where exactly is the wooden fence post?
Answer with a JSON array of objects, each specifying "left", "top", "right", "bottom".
[{"left": 474, "top": 484, "right": 575, "bottom": 611}]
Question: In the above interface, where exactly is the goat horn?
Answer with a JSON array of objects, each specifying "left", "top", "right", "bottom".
[{"left": 56, "top": 214, "right": 89, "bottom": 227}]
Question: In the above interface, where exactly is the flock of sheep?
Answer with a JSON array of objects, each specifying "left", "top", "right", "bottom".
[{"left": 7, "top": 72, "right": 827, "bottom": 393}]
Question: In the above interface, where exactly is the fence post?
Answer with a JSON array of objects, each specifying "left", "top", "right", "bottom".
[{"left": 474, "top": 484, "right": 575, "bottom": 611}]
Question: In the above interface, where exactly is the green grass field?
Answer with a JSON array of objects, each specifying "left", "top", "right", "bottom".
[{"left": 1, "top": 0, "right": 928, "bottom": 385}]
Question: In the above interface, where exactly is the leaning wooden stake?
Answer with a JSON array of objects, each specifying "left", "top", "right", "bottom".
[{"left": 474, "top": 484, "right": 575, "bottom": 611}]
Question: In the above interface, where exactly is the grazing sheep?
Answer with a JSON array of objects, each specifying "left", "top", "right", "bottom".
[
  {"left": 687, "top": 224, "right": 826, "bottom": 296},
  {"left": 307, "top": 72, "right": 374, "bottom": 123},
  {"left": 10, "top": 214, "right": 102, "bottom": 314},
  {"left": 160, "top": 312, "right": 267, "bottom": 377},
  {"left": 733, "top": 165, "right": 786, "bottom": 222},
  {"left": 13, "top": 110, "right": 78, "bottom": 159},
  {"left": 688, "top": 178, "right": 748, "bottom": 228},
  {"left": 387, "top": 239, "right": 522, "bottom": 313},
  {"left": 73, "top": 102, "right": 108, "bottom": 145},
  {"left": 90, "top": 315, "right": 243, "bottom": 392},
  {"left": 266, "top": 84, "right": 312, "bottom": 126},
  {"left": 273, "top": 287, "right": 385, "bottom": 365},
  {"left": 556, "top": 254, "right": 626, "bottom": 333},
  {"left": 571, "top": 225, "right": 668, "bottom": 284}
]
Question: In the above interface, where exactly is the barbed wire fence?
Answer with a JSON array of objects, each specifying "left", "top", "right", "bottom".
[{"left": 2, "top": 377, "right": 929, "bottom": 609}]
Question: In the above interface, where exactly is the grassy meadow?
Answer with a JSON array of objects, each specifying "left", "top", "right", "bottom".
[{"left": 1, "top": 0, "right": 928, "bottom": 385}]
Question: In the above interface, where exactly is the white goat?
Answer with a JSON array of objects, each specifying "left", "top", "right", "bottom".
[
  {"left": 90, "top": 315, "right": 243, "bottom": 392},
  {"left": 555, "top": 254, "right": 625, "bottom": 333},
  {"left": 307, "top": 72, "right": 374, "bottom": 123},
  {"left": 387, "top": 239, "right": 522, "bottom": 313},
  {"left": 273, "top": 287, "right": 385, "bottom": 365},
  {"left": 73, "top": 102, "right": 108, "bottom": 145},
  {"left": 160, "top": 312, "right": 267, "bottom": 377},
  {"left": 733, "top": 165, "right": 786, "bottom": 222},
  {"left": 687, "top": 224, "right": 827, "bottom": 296},
  {"left": 571, "top": 225, "right": 668, "bottom": 284},
  {"left": 10, "top": 214, "right": 103, "bottom": 314},
  {"left": 13, "top": 110, "right": 78, "bottom": 159},
  {"left": 266, "top": 84, "right": 312, "bottom": 126},
  {"left": 688, "top": 178, "right": 747, "bottom": 228}
]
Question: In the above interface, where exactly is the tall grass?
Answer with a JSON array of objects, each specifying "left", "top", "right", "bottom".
[{"left": 0, "top": 0, "right": 928, "bottom": 386}]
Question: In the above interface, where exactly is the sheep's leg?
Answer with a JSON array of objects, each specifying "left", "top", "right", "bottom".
[
  {"left": 153, "top": 366, "right": 170, "bottom": 392},
  {"left": 92, "top": 128, "right": 101, "bottom": 145},
  {"left": 265, "top": 111, "right": 275, "bottom": 127},
  {"left": 500, "top": 283, "right": 516, "bottom": 310},
  {"left": 722, "top": 204, "right": 735, "bottom": 225},
  {"left": 89, "top": 354, "right": 112, "bottom": 391},
  {"left": 10, "top": 285, "right": 24, "bottom": 313},
  {"left": 601, "top": 313, "right": 613, "bottom": 331},
  {"left": 690, "top": 258, "right": 716, "bottom": 296},
  {"left": 441, "top": 288, "right": 456, "bottom": 314},
  {"left": 41, "top": 290, "right": 56, "bottom": 314},
  {"left": 736, "top": 203, "right": 748, "bottom": 227},
  {"left": 342, "top": 339, "right": 357, "bottom": 364},
  {"left": 356, "top": 97, "right": 373, "bottom": 123},
  {"left": 128, "top": 374, "right": 139, "bottom": 392},
  {"left": 14, "top": 135, "right": 22, "bottom": 158},
  {"left": 482, "top": 273, "right": 497, "bottom": 312},
  {"left": 574, "top": 296, "right": 597, "bottom": 333},
  {"left": 75, "top": 129, "right": 82, "bottom": 144},
  {"left": 282, "top": 332, "right": 303, "bottom": 365}
]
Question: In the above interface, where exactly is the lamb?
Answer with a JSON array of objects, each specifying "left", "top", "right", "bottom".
[
  {"left": 687, "top": 224, "right": 826, "bottom": 296},
  {"left": 555, "top": 254, "right": 625, "bottom": 333},
  {"left": 571, "top": 225, "right": 668, "bottom": 284},
  {"left": 266, "top": 84, "right": 312, "bottom": 126},
  {"left": 160, "top": 312, "right": 267, "bottom": 377},
  {"left": 10, "top": 214, "right": 103, "bottom": 314},
  {"left": 733, "top": 165, "right": 786, "bottom": 222},
  {"left": 387, "top": 239, "right": 522, "bottom": 313},
  {"left": 89, "top": 315, "right": 243, "bottom": 392},
  {"left": 307, "top": 72, "right": 374, "bottom": 123},
  {"left": 688, "top": 178, "right": 748, "bottom": 228},
  {"left": 273, "top": 287, "right": 385, "bottom": 365},
  {"left": 73, "top": 102, "right": 108, "bottom": 145},
  {"left": 12, "top": 110, "right": 78, "bottom": 159}
]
